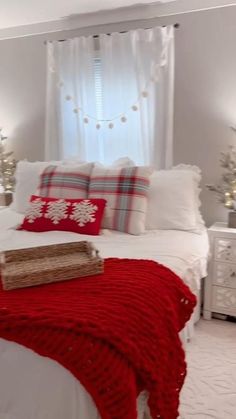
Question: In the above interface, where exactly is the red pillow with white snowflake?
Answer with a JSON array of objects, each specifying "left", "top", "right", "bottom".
[{"left": 19, "top": 195, "right": 106, "bottom": 235}]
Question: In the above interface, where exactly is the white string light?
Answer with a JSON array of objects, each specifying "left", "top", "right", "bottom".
[{"left": 51, "top": 53, "right": 164, "bottom": 128}]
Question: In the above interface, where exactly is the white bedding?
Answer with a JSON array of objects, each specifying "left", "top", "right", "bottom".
[{"left": 0, "top": 208, "right": 209, "bottom": 419}]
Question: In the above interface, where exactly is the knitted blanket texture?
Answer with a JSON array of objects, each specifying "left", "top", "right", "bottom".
[{"left": 0, "top": 258, "right": 196, "bottom": 419}]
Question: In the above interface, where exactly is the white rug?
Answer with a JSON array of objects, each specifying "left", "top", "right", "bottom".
[{"left": 179, "top": 319, "right": 236, "bottom": 419}]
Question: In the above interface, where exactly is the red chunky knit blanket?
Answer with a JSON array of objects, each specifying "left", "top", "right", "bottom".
[{"left": 0, "top": 258, "right": 196, "bottom": 419}]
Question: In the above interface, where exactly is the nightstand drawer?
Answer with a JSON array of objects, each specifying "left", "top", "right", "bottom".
[
  {"left": 212, "top": 286, "right": 236, "bottom": 315},
  {"left": 214, "top": 238, "right": 236, "bottom": 262},
  {"left": 213, "top": 263, "right": 236, "bottom": 288}
]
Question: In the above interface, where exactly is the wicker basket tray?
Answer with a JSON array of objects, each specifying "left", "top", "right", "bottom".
[{"left": 1, "top": 241, "right": 104, "bottom": 291}]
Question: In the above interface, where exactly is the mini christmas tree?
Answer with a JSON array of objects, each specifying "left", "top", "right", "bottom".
[
  {"left": 206, "top": 145, "right": 236, "bottom": 210},
  {"left": 0, "top": 128, "right": 17, "bottom": 193}
]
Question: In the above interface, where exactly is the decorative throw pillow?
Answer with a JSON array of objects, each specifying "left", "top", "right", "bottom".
[
  {"left": 37, "top": 163, "right": 93, "bottom": 199},
  {"left": 19, "top": 196, "right": 106, "bottom": 235},
  {"left": 88, "top": 166, "right": 153, "bottom": 235}
]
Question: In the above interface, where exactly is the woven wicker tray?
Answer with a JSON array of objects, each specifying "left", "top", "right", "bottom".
[{"left": 1, "top": 241, "right": 104, "bottom": 291}]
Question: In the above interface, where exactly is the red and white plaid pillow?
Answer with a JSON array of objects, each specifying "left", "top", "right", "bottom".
[
  {"left": 88, "top": 166, "right": 153, "bottom": 235},
  {"left": 37, "top": 163, "right": 93, "bottom": 199},
  {"left": 19, "top": 195, "right": 106, "bottom": 235}
]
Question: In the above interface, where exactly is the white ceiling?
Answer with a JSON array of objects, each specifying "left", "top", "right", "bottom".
[
  {"left": 0, "top": 0, "right": 235, "bottom": 32},
  {"left": 0, "top": 0, "right": 177, "bottom": 30}
]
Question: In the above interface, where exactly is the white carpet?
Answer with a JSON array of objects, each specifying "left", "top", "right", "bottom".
[{"left": 179, "top": 319, "right": 236, "bottom": 419}]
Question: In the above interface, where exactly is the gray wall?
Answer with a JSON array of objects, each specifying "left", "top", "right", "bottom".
[
  {"left": 0, "top": 6, "right": 235, "bottom": 225},
  {"left": 0, "top": 36, "right": 46, "bottom": 160},
  {"left": 173, "top": 6, "right": 236, "bottom": 226}
]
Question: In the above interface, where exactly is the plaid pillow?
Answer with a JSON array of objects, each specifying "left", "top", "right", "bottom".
[
  {"left": 37, "top": 163, "right": 93, "bottom": 199},
  {"left": 88, "top": 166, "right": 153, "bottom": 235}
]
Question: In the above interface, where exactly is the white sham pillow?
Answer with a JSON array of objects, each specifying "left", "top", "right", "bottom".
[
  {"left": 63, "top": 157, "right": 135, "bottom": 168},
  {"left": 146, "top": 169, "right": 200, "bottom": 231},
  {"left": 172, "top": 164, "right": 205, "bottom": 229},
  {"left": 111, "top": 157, "right": 135, "bottom": 168},
  {"left": 10, "top": 161, "right": 62, "bottom": 214},
  {"left": 91, "top": 157, "right": 135, "bottom": 168}
]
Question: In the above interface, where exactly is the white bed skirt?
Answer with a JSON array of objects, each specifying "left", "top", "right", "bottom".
[{"left": 181, "top": 288, "right": 201, "bottom": 344}]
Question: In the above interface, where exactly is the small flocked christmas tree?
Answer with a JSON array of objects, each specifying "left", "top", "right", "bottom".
[
  {"left": 206, "top": 145, "right": 236, "bottom": 210},
  {"left": 0, "top": 128, "right": 17, "bottom": 193}
]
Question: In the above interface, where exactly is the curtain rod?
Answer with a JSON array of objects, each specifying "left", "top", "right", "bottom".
[{"left": 44, "top": 23, "right": 179, "bottom": 44}]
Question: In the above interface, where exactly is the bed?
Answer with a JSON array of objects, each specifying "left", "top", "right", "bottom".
[
  {"left": 0, "top": 162, "right": 208, "bottom": 419},
  {"left": 0, "top": 206, "right": 209, "bottom": 419}
]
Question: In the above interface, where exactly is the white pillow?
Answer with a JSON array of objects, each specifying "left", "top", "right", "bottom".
[
  {"left": 111, "top": 157, "right": 135, "bottom": 168},
  {"left": 64, "top": 157, "right": 135, "bottom": 168},
  {"left": 146, "top": 169, "right": 201, "bottom": 231},
  {"left": 93, "top": 157, "right": 135, "bottom": 168},
  {"left": 172, "top": 164, "right": 205, "bottom": 229},
  {"left": 62, "top": 159, "right": 86, "bottom": 165},
  {"left": 10, "top": 161, "right": 62, "bottom": 214}
]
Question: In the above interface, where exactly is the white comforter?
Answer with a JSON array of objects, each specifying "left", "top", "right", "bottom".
[{"left": 0, "top": 208, "right": 209, "bottom": 419}]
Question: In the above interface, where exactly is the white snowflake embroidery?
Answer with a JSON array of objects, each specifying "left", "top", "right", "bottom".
[
  {"left": 25, "top": 198, "right": 45, "bottom": 223},
  {"left": 70, "top": 200, "right": 98, "bottom": 227},
  {"left": 45, "top": 200, "right": 71, "bottom": 224}
]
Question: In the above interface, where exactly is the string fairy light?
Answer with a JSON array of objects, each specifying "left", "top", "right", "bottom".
[
  {"left": 54, "top": 69, "right": 160, "bottom": 130},
  {"left": 49, "top": 36, "right": 169, "bottom": 130}
]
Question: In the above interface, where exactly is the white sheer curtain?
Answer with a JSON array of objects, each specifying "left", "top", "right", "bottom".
[{"left": 45, "top": 26, "right": 174, "bottom": 168}]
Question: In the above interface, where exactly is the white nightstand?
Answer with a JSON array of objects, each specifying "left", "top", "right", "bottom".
[{"left": 204, "top": 222, "right": 236, "bottom": 320}]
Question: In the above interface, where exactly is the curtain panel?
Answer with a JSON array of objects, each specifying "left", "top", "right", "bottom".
[{"left": 45, "top": 26, "right": 174, "bottom": 169}]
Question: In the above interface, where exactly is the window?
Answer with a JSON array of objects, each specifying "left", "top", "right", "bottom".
[
  {"left": 46, "top": 29, "right": 173, "bottom": 167},
  {"left": 93, "top": 57, "right": 103, "bottom": 121}
]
